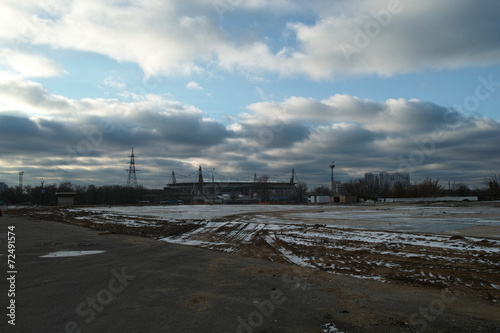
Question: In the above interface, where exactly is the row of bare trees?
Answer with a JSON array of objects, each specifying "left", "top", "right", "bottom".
[
  {"left": 0, "top": 179, "right": 311, "bottom": 205},
  {"left": 0, "top": 181, "right": 151, "bottom": 205},
  {"left": 311, "top": 172, "right": 500, "bottom": 201},
  {"left": 2, "top": 172, "right": 498, "bottom": 205}
]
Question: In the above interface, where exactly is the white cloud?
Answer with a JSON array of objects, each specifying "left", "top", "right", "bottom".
[
  {"left": 0, "top": 72, "right": 73, "bottom": 118},
  {"left": 233, "top": 0, "right": 296, "bottom": 10},
  {"left": 27, "top": 1, "right": 226, "bottom": 76},
  {"left": 186, "top": 81, "right": 203, "bottom": 90},
  {"left": 0, "top": 49, "right": 66, "bottom": 77},
  {"left": 2, "top": 0, "right": 498, "bottom": 79},
  {"left": 102, "top": 76, "right": 126, "bottom": 89},
  {"left": 287, "top": 0, "right": 500, "bottom": 78}
]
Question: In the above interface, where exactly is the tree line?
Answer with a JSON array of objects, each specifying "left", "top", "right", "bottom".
[
  {"left": 0, "top": 179, "right": 310, "bottom": 205},
  {"left": 1, "top": 172, "right": 498, "bottom": 205},
  {"left": 311, "top": 172, "right": 500, "bottom": 201},
  {"left": 0, "top": 181, "right": 156, "bottom": 206}
]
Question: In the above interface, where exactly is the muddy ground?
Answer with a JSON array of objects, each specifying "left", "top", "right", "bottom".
[{"left": 7, "top": 201, "right": 500, "bottom": 331}]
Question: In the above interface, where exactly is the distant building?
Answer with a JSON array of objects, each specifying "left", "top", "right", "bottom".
[
  {"left": 55, "top": 192, "right": 76, "bottom": 206},
  {"left": 0, "top": 182, "right": 8, "bottom": 193},
  {"left": 308, "top": 195, "right": 330, "bottom": 204},
  {"left": 166, "top": 167, "right": 299, "bottom": 203},
  {"left": 333, "top": 182, "right": 349, "bottom": 194},
  {"left": 364, "top": 172, "right": 411, "bottom": 188},
  {"left": 167, "top": 181, "right": 297, "bottom": 203}
]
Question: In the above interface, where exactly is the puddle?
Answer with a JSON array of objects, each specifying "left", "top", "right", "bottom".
[{"left": 40, "top": 250, "right": 105, "bottom": 258}]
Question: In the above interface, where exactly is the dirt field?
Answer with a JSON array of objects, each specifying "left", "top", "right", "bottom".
[{"left": 8, "top": 201, "right": 500, "bottom": 331}]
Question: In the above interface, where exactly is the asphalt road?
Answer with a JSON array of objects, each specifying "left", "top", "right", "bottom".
[
  {"left": 1, "top": 215, "right": 348, "bottom": 333},
  {"left": 1, "top": 214, "right": 499, "bottom": 332}
]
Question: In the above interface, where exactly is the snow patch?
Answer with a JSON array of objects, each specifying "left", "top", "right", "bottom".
[
  {"left": 40, "top": 250, "right": 105, "bottom": 258},
  {"left": 322, "top": 322, "right": 344, "bottom": 333}
]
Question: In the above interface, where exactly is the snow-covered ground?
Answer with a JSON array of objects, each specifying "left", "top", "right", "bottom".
[
  {"left": 79, "top": 203, "right": 500, "bottom": 235},
  {"left": 23, "top": 202, "right": 500, "bottom": 301},
  {"left": 80, "top": 204, "right": 296, "bottom": 219}
]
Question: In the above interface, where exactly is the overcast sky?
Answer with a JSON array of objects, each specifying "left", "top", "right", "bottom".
[{"left": 1, "top": 0, "right": 499, "bottom": 189}]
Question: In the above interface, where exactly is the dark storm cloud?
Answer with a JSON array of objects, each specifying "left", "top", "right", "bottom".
[
  {"left": 235, "top": 121, "right": 312, "bottom": 149},
  {"left": 0, "top": 114, "right": 82, "bottom": 155},
  {"left": 222, "top": 95, "right": 500, "bottom": 187},
  {"left": 1, "top": 75, "right": 499, "bottom": 188}
]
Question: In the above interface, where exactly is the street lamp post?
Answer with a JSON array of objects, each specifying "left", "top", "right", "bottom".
[
  {"left": 329, "top": 161, "right": 335, "bottom": 194},
  {"left": 212, "top": 168, "right": 215, "bottom": 204}
]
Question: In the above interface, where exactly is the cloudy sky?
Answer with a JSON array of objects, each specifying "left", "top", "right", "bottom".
[{"left": 0, "top": 0, "right": 499, "bottom": 189}]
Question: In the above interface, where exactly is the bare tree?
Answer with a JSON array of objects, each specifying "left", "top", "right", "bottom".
[
  {"left": 341, "top": 180, "right": 360, "bottom": 197},
  {"left": 483, "top": 172, "right": 500, "bottom": 198},
  {"left": 313, "top": 185, "right": 331, "bottom": 196},
  {"left": 343, "top": 178, "right": 384, "bottom": 200},
  {"left": 360, "top": 178, "right": 384, "bottom": 200},
  {"left": 452, "top": 183, "right": 470, "bottom": 196},
  {"left": 293, "top": 181, "right": 308, "bottom": 203},
  {"left": 57, "top": 181, "right": 75, "bottom": 192},
  {"left": 392, "top": 182, "right": 407, "bottom": 198},
  {"left": 416, "top": 178, "right": 443, "bottom": 197}
]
